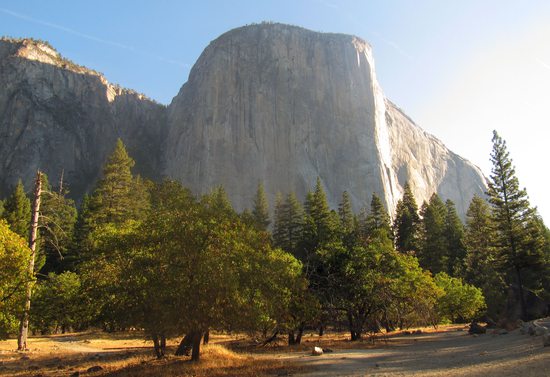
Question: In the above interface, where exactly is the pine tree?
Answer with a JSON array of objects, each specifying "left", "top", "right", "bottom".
[
  {"left": 444, "top": 199, "right": 466, "bottom": 276},
  {"left": 364, "top": 193, "right": 392, "bottom": 243},
  {"left": 338, "top": 191, "right": 356, "bottom": 249},
  {"left": 274, "top": 192, "right": 304, "bottom": 258},
  {"left": 393, "top": 183, "right": 420, "bottom": 253},
  {"left": 273, "top": 193, "right": 287, "bottom": 250},
  {"left": 464, "top": 195, "right": 505, "bottom": 318},
  {"left": 338, "top": 191, "right": 354, "bottom": 233},
  {"left": 418, "top": 193, "right": 447, "bottom": 273},
  {"left": 251, "top": 182, "right": 270, "bottom": 231},
  {"left": 303, "top": 178, "right": 338, "bottom": 247},
  {"left": 3, "top": 180, "right": 31, "bottom": 238},
  {"left": 203, "top": 185, "right": 235, "bottom": 218},
  {"left": 87, "top": 139, "right": 149, "bottom": 229},
  {"left": 487, "top": 131, "right": 545, "bottom": 319}
]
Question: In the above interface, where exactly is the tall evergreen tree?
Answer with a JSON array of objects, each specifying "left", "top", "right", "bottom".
[
  {"left": 274, "top": 192, "right": 304, "bottom": 258},
  {"left": 3, "top": 180, "right": 31, "bottom": 238},
  {"left": 86, "top": 139, "right": 149, "bottom": 230},
  {"left": 338, "top": 191, "right": 356, "bottom": 249},
  {"left": 444, "top": 199, "right": 466, "bottom": 276},
  {"left": 273, "top": 193, "right": 286, "bottom": 249},
  {"left": 364, "top": 193, "right": 393, "bottom": 243},
  {"left": 393, "top": 183, "right": 420, "bottom": 253},
  {"left": 487, "top": 131, "right": 545, "bottom": 319},
  {"left": 418, "top": 194, "right": 447, "bottom": 273},
  {"left": 463, "top": 195, "right": 505, "bottom": 318},
  {"left": 251, "top": 182, "right": 270, "bottom": 231},
  {"left": 338, "top": 191, "right": 354, "bottom": 234},
  {"left": 203, "top": 185, "right": 235, "bottom": 218},
  {"left": 302, "top": 178, "right": 339, "bottom": 249}
]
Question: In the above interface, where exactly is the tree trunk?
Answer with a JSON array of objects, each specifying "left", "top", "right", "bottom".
[
  {"left": 261, "top": 328, "right": 279, "bottom": 346},
  {"left": 191, "top": 331, "right": 203, "bottom": 362},
  {"left": 175, "top": 333, "right": 194, "bottom": 356},
  {"left": 152, "top": 334, "right": 165, "bottom": 359},
  {"left": 288, "top": 331, "right": 296, "bottom": 345},
  {"left": 17, "top": 171, "right": 41, "bottom": 351},
  {"left": 347, "top": 311, "right": 360, "bottom": 341},
  {"left": 515, "top": 266, "right": 528, "bottom": 320},
  {"left": 295, "top": 323, "right": 305, "bottom": 344},
  {"left": 318, "top": 324, "right": 324, "bottom": 336},
  {"left": 203, "top": 330, "right": 209, "bottom": 345},
  {"left": 160, "top": 334, "right": 166, "bottom": 356}
]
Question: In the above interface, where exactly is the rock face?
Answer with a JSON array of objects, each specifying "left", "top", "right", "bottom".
[
  {"left": 0, "top": 38, "right": 166, "bottom": 198},
  {"left": 165, "top": 23, "right": 486, "bottom": 214},
  {"left": 0, "top": 25, "right": 487, "bottom": 216}
]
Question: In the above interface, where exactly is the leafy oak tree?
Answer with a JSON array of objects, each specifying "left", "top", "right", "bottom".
[{"left": 0, "top": 220, "right": 31, "bottom": 339}]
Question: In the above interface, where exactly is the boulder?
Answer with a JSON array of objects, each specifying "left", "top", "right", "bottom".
[
  {"left": 311, "top": 346, "right": 323, "bottom": 356},
  {"left": 87, "top": 366, "right": 103, "bottom": 373},
  {"left": 469, "top": 322, "right": 486, "bottom": 334}
]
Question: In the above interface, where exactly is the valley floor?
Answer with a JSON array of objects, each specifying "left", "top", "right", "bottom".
[{"left": 0, "top": 326, "right": 548, "bottom": 376}]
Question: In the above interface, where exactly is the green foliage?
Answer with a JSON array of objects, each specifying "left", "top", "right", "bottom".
[
  {"left": 81, "top": 180, "right": 302, "bottom": 359},
  {"left": 86, "top": 139, "right": 150, "bottom": 231},
  {"left": 362, "top": 193, "right": 392, "bottom": 243},
  {"left": 39, "top": 177, "right": 78, "bottom": 274},
  {"left": 0, "top": 199, "right": 4, "bottom": 218},
  {"left": 251, "top": 182, "right": 270, "bottom": 231},
  {"left": 302, "top": 178, "right": 341, "bottom": 256},
  {"left": 464, "top": 195, "right": 506, "bottom": 318},
  {"left": 338, "top": 191, "right": 354, "bottom": 234},
  {"left": 393, "top": 183, "right": 420, "bottom": 253},
  {"left": 444, "top": 200, "right": 466, "bottom": 276},
  {"left": 3, "top": 180, "right": 31, "bottom": 238},
  {"left": 487, "top": 131, "right": 545, "bottom": 319},
  {"left": 435, "top": 272, "right": 486, "bottom": 323},
  {"left": 273, "top": 192, "right": 304, "bottom": 258},
  {"left": 418, "top": 194, "right": 447, "bottom": 273},
  {"left": 31, "top": 272, "right": 87, "bottom": 333},
  {"left": 0, "top": 219, "right": 31, "bottom": 339}
]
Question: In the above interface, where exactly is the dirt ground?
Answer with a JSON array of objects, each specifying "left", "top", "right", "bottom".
[
  {"left": 0, "top": 326, "right": 548, "bottom": 376},
  {"left": 288, "top": 327, "right": 550, "bottom": 377}
]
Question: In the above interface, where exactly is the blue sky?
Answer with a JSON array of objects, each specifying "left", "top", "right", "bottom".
[{"left": 2, "top": 0, "right": 550, "bottom": 221}]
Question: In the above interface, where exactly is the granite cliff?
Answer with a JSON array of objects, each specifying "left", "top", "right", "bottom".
[
  {"left": 165, "top": 24, "right": 486, "bottom": 215},
  {"left": 0, "top": 24, "right": 487, "bottom": 216},
  {"left": 0, "top": 38, "right": 166, "bottom": 198}
]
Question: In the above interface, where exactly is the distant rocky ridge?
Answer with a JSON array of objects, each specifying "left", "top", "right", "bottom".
[{"left": 0, "top": 25, "right": 487, "bottom": 216}]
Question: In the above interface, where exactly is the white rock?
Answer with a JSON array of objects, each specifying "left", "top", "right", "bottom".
[{"left": 312, "top": 346, "right": 323, "bottom": 356}]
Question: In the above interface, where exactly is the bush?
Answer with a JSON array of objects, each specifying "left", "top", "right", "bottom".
[{"left": 435, "top": 272, "right": 486, "bottom": 323}]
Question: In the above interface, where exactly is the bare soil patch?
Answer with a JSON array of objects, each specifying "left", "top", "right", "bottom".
[{"left": 287, "top": 327, "right": 550, "bottom": 376}]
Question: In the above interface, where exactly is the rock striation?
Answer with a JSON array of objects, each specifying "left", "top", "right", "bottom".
[
  {"left": 165, "top": 23, "right": 486, "bottom": 215},
  {"left": 0, "top": 25, "right": 487, "bottom": 216}
]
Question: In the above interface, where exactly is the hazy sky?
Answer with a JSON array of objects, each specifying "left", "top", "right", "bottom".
[{"left": 1, "top": 0, "right": 549, "bottom": 221}]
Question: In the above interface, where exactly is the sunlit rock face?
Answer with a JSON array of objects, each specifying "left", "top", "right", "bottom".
[
  {"left": 165, "top": 23, "right": 486, "bottom": 215},
  {"left": 0, "top": 25, "right": 486, "bottom": 216},
  {"left": 0, "top": 38, "right": 166, "bottom": 198}
]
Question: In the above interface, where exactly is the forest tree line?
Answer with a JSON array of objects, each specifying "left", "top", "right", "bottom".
[{"left": 0, "top": 131, "right": 549, "bottom": 360}]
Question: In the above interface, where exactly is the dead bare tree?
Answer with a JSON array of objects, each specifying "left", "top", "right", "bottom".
[{"left": 17, "top": 171, "right": 42, "bottom": 351}]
